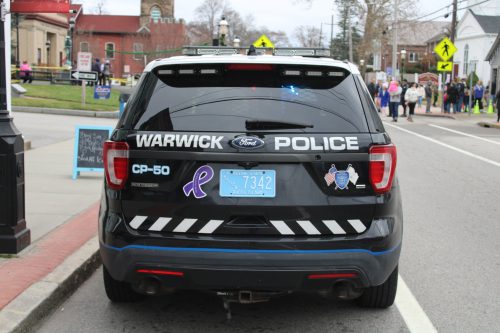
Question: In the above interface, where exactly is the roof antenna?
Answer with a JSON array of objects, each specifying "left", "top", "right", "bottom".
[{"left": 248, "top": 45, "right": 258, "bottom": 56}]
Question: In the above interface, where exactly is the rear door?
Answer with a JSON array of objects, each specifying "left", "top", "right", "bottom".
[{"left": 119, "top": 63, "right": 376, "bottom": 237}]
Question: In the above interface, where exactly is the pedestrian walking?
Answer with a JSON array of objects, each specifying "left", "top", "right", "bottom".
[
  {"left": 367, "top": 78, "right": 377, "bottom": 101},
  {"left": 103, "top": 60, "right": 111, "bottom": 85},
  {"left": 388, "top": 81, "right": 402, "bottom": 122},
  {"left": 432, "top": 83, "right": 439, "bottom": 107},
  {"left": 405, "top": 82, "right": 419, "bottom": 122},
  {"left": 457, "top": 78, "right": 465, "bottom": 112},
  {"left": 446, "top": 82, "right": 459, "bottom": 114},
  {"left": 417, "top": 84, "right": 425, "bottom": 108},
  {"left": 484, "top": 88, "right": 490, "bottom": 108},
  {"left": 400, "top": 79, "right": 409, "bottom": 117},
  {"left": 425, "top": 80, "right": 433, "bottom": 113},
  {"left": 474, "top": 81, "right": 485, "bottom": 110},
  {"left": 494, "top": 88, "right": 500, "bottom": 122},
  {"left": 92, "top": 58, "right": 102, "bottom": 86},
  {"left": 379, "top": 83, "right": 390, "bottom": 118},
  {"left": 19, "top": 61, "right": 33, "bottom": 84}
]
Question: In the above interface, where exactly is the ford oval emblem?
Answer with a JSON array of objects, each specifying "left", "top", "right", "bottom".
[{"left": 231, "top": 137, "right": 265, "bottom": 149}]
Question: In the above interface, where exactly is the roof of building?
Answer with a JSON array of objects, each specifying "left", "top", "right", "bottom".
[
  {"left": 470, "top": 10, "right": 500, "bottom": 34},
  {"left": 424, "top": 23, "right": 452, "bottom": 44},
  {"left": 389, "top": 21, "right": 451, "bottom": 46},
  {"left": 74, "top": 13, "right": 141, "bottom": 33}
]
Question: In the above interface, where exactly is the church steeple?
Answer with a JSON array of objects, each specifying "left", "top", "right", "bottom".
[{"left": 140, "top": 0, "right": 174, "bottom": 27}]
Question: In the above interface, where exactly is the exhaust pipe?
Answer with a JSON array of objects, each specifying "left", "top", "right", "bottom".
[
  {"left": 133, "top": 277, "right": 176, "bottom": 295},
  {"left": 146, "top": 280, "right": 159, "bottom": 295},
  {"left": 318, "top": 281, "right": 363, "bottom": 300}
]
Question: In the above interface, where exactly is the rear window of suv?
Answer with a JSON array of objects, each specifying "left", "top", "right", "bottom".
[{"left": 129, "top": 64, "right": 369, "bottom": 133}]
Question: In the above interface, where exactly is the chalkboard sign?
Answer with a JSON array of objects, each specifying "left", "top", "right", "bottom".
[{"left": 72, "top": 125, "right": 114, "bottom": 179}]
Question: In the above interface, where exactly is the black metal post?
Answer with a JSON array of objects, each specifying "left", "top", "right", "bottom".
[
  {"left": 70, "top": 27, "right": 74, "bottom": 63},
  {"left": 0, "top": 0, "right": 30, "bottom": 254}
]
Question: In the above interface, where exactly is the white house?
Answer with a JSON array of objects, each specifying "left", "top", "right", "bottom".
[{"left": 454, "top": 9, "right": 500, "bottom": 84}]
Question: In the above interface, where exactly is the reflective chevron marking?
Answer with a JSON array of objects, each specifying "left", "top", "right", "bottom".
[
  {"left": 297, "top": 221, "right": 321, "bottom": 235},
  {"left": 323, "top": 220, "right": 346, "bottom": 234},
  {"left": 149, "top": 217, "right": 172, "bottom": 231},
  {"left": 128, "top": 216, "right": 367, "bottom": 235},
  {"left": 348, "top": 219, "right": 366, "bottom": 233},
  {"left": 270, "top": 221, "right": 295, "bottom": 235},
  {"left": 198, "top": 220, "right": 224, "bottom": 234},
  {"left": 129, "top": 216, "right": 148, "bottom": 229},
  {"left": 173, "top": 219, "right": 198, "bottom": 232}
]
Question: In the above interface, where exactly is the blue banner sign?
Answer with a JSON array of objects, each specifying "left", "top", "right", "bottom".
[{"left": 94, "top": 85, "right": 111, "bottom": 99}]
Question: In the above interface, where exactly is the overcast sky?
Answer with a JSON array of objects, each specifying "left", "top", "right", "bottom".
[{"left": 76, "top": 0, "right": 466, "bottom": 45}]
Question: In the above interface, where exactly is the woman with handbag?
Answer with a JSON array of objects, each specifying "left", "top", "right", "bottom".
[{"left": 405, "top": 82, "right": 419, "bottom": 122}]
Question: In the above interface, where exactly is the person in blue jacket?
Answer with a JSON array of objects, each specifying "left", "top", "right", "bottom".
[
  {"left": 379, "top": 83, "right": 390, "bottom": 118},
  {"left": 474, "top": 80, "right": 485, "bottom": 110}
]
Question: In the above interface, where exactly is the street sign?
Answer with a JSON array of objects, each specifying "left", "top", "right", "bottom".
[
  {"left": 78, "top": 52, "right": 92, "bottom": 71},
  {"left": 71, "top": 70, "right": 98, "bottom": 82},
  {"left": 437, "top": 61, "right": 452, "bottom": 71},
  {"left": 253, "top": 35, "right": 275, "bottom": 48},
  {"left": 434, "top": 37, "right": 457, "bottom": 62}
]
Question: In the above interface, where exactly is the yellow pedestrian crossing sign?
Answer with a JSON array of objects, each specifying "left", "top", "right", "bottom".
[
  {"left": 434, "top": 37, "right": 457, "bottom": 62},
  {"left": 253, "top": 35, "right": 274, "bottom": 49},
  {"left": 437, "top": 61, "right": 452, "bottom": 71}
]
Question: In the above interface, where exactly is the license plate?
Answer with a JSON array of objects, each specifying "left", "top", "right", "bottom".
[{"left": 219, "top": 169, "right": 276, "bottom": 197}]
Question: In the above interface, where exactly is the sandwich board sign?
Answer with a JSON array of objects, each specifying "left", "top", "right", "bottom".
[{"left": 72, "top": 125, "right": 113, "bottom": 179}]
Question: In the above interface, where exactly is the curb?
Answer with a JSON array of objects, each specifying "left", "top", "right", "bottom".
[
  {"left": 414, "top": 113, "right": 458, "bottom": 120},
  {"left": 12, "top": 106, "right": 119, "bottom": 119},
  {"left": 478, "top": 121, "right": 500, "bottom": 129},
  {"left": 0, "top": 236, "right": 101, "bottom": 333}
]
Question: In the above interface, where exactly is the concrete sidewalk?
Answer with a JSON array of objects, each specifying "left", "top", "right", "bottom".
[{"left": 0, "top": 136, "right": 106, "bottom": 332}]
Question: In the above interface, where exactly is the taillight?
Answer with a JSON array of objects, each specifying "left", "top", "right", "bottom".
[
  {"left": 103, "top": 141, "right": 129, "bottom": 190},
  {"left": 369, "top": 144, "right": 397, "bottom": 194}
]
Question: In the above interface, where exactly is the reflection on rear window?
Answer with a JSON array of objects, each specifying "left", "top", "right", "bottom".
[{"left": 131, "top": 65, "right": 368, "bottom": 133}]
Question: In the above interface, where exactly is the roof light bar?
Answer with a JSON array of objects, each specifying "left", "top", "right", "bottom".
[
  {"left": 200, "top": 69, "right": 218, "bottom": 74},
  {"left": 178, "top": 69, "right": 195, "bottom": 74},
  {"left": 181, "top": 46, "right": 331, "bottom": 57},
  {"left": 273, "top": 47, "right": 332, "bottom": 58},
  {"left": 283, "top": 70, "right": 301, "bottom": 76},
  {"left": 182, "top": 48, "right": 196, "bottom": 55}
]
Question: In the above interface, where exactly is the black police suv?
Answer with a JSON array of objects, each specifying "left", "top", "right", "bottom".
[{"left": 99, "top": 49, "right": 402, "bottom": 308}]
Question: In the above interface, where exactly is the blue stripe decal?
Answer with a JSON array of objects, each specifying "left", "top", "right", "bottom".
[{"left": 100, "top": 238, "right": 402, "bottom": 256}]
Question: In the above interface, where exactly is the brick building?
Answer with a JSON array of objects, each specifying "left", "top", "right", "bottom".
[{"left": 65, "top": 0, "right": 185, "bottom": 79}]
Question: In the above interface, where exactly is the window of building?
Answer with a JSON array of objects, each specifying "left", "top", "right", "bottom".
[
  {"left": 105, "top": 43, "right": 115, "bottom": 59},
  {"left": 151, "top": 7, "right": 161, "bottom": 23},
  {"left": 408, "top": 53, "right": 419, "bottom": 62},
  {"left": 409, "top": 53, "right": 414, "bottom": 62},
  {"left": 37, "top": 49, "right": 41, "bottom": 64},
  {"left": 414, "top": 53, "right": 419, "bottom": 62},
  {"left": 80, "top": 42, "right": 89, "bottom": 52},
  {"left": 133, "top": 43, "right": 143, "bottom": 60},
  {"left": 463, "top": 44, "right": 469, "bottom": 75}
]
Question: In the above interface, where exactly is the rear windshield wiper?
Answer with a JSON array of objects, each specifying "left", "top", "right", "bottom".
[{"left": 245, "top": 118, "right": 314, "bottom": 130}]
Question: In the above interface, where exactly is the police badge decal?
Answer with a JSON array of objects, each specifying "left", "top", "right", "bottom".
[{"left": 324, "top": 164, "right": 359, "bottom": 189}]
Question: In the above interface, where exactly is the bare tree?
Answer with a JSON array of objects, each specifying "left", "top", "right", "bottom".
[
  {"left": 294, "top": 26, "right": 321, "bottom": 47},
  {"left": 90, "top": 0, "right": 110, "bottom": 15}
]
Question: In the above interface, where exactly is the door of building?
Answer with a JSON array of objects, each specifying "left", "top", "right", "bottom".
[{"left": 453, "top": 63, "right": 459, "bottom": 80}]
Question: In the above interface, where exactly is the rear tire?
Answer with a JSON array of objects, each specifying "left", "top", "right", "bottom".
[
  {"left": 103, "top": 265, "right": 144, "bottom": 302},
  {"left": 356, "top": 265, "right": 398, "bottom": 308}
]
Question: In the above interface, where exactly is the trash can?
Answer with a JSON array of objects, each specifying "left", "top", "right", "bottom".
[{"left": 119, "top": 93, "right": 131, "bottom": 117}]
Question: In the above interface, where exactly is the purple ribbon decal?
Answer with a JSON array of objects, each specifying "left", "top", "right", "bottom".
[{"left": 183, "top": 165, "right": 214, "bottom": 199}]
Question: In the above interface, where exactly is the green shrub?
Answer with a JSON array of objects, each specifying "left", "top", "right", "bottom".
[
  {"left": 413, "top": 63, "right": 422, "bottom": 69},
  {"left": 466, "top": 72, "right": 479, "bottom": 88},
  {"left": 405, "top": 67, "right": 423, "bottom": 74}
]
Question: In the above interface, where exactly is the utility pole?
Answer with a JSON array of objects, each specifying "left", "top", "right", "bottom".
[
  {"left": 324, "top": 15, "right": 334, "bottom": 57},
  {"left": 450, "top": 0, "right": 458, "bottom": 76},
  {"left": 319, "top": 23, "right": 323, "bottom": 47},
  {"left": 348, "top": 7, "right": 353, "bottom": 62},
  {"left": 392, "top": 0, "right": 398, "bottom": 79}
]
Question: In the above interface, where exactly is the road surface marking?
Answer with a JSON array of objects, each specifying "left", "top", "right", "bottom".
[
  {"left": 429, "top": 124, "right": 500, "bottom": 146},
  {"left": 384, "top": 122, "right": 500, "bottom": 168},
  {"left": 396, "top": 275, "right": 438, "bottom": 333}
]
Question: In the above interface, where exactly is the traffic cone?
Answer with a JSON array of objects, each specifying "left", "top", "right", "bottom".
[
  {"left": 473, "top": 100, "right": 481, "bottom": 114},
  {"left": 487, "top": 101, "right": 495, "bottom": 113}
]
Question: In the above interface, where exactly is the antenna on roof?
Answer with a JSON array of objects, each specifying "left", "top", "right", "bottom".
[{"left": 248, "top": 45, "right": 258, "bottom": 56}]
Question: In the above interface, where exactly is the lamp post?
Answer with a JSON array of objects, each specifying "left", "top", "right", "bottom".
[
  {"left": 15, "top": 13, "right": 20, "bottom": 69},
  {"left": 233, "top": 36, "right": 240, "bottom": 47},
  {"left": 45, "top": 38, "right": 51, "bottom": 66},
  {"left": 360, "top": 59, "right": 364, "bottom": 71},
  {"left": 401, "top": 48, "right": 406, "bottom": 79},
  {"left": 69, "top": 15, "right": 75, "bottom": 64},
  {"left": 218, "top": 16, "right": 229, "bottom": 46}
]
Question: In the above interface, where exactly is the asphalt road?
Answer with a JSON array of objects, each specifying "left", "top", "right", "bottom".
[{"left": 33, "top": 113, "right": 500, "bottom": 333}]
